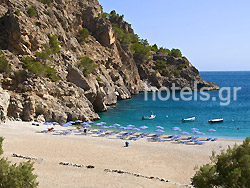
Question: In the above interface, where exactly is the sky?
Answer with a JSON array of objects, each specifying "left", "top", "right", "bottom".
[{"left": 98, "top": 0, "right": 250, "bottom": 71}]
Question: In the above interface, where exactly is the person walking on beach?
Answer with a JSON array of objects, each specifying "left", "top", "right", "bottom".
[{"left": 84, "top": 127, "right": 87, "bottom": 133}]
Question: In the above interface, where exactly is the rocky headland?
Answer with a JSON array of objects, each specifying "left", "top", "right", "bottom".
[{"left": 0, "top": 0, "right": 218, "bottom": 123}]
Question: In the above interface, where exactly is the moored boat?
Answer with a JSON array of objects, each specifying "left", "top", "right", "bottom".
[
  {"left": 208, "top": 118, "right": 224, "bottom": 123},
  {"left": 181, "top": 117, "right": 195, "bottom": 122},
  {"left": 142, "top": 112, "right": 156, "bottom": 120}
]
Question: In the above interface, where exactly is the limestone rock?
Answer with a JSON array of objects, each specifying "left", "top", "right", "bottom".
[
  {"left": 0, "top": 0, "right": 218, "bottom": 123},
  {"left": 0, "top": 87, "right": 10, "bottom": 121}
]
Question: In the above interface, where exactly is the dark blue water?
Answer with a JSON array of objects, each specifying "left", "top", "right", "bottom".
[{"left": 96, "top": 72, "right": 250, "bottom": 139}]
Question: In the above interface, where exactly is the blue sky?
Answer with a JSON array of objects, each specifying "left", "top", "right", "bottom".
[{"left": 98, "top": 0, "right": 250, "bottom": 71}]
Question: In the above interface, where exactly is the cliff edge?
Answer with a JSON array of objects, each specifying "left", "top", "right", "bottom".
[{"left": 0, "top": 0, "right": 218, "bottom": 123}]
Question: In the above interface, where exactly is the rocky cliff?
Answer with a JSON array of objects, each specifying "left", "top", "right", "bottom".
[{"left": 0, "top": 0, "right": 218, "bottom": 123}]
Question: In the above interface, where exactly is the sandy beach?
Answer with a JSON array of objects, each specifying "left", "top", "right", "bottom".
[{"left": 0, "top": 121, "right": 243, "bottom": 188}]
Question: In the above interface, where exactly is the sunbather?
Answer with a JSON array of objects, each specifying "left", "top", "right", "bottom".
[{"left": 48, "top": 127, "right": 54, "bottom": 132}]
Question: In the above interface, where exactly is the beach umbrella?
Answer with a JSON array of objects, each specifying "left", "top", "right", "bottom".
[
  {"left": 139, "top": 125, "right": 148, "bottom": 129},
  {"left": 190, "top": 128, "right": 199, "bottom": 133},
  {"left": 108, "top": 125, "right": 116, "bottom": 128},
  {"left": 100, "top": 126, "right": 109, "bottom": 129},
  {"left": 155, "top": 129, "right": 165, "bottom": 133},
  {"left": 127, "top": 124, "right": 135, "bottom": 127},
  {"left": 61, "top": 123, "right": 71, "bottom": 127},
  {"left": 194, "top": 131, "right": 205, "bottom": 135},
  {"left": 81, "top": 122, "right": 89, "bottom": 125},
  {"left": 84, "top": 124, "right": 91, "bottom": 128},
  {"left": 118, "top": 126, "right": 127, "bottom": 130},
  {"left": 52, "top": 122, "right": 59, "bottom": 125},
  {"left": 154, "top": 134, "right": 161, "bottom": 137},
  {"left": 190, "top": 130, "right": 198, "bottom": 133},
  {"left": 132, "top": 128, "right": 140, "bottom": 131},
  {"left": 95, "top": 123, "right": 103, "bottom": 126},
  {"left": 125, "top": 126, "right": 133, "bottom": 130},
  {"left": 43, "top": 122, "right": 52, "bottom": 125},
  {"left": 86, "top": 121, "right": 94, "bottom": 124},
  {"left": 155, "top": 126, "right": 164, "bottom": 129},
  {"left": 112, "top": 124, "right": 121, "bottom": 127},
  {"left": 171, "top": 127, "right": 182, "bottom": 131},
  {"left": 67, "top": 121, "right": 75, "bottom": 124},
  {"left": 171, "top": 127, "right": 181, "bottom": 136},
  {"left": 190, "top": 128, "right": 199, "bottom": 131},
  {"left": 180, "top": 131, "right": 189, "bottom": 135},
  {"left": 207, "top": 129, "right": 216, "bottom": 132},
  {"left": 100, "top": 122, "right": 106, "bottom": 125},
  {"left": 75, "top": 120, "right": 83, "bottom": 123}
]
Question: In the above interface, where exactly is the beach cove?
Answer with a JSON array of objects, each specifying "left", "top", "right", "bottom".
[
  {"left": 0, "top": 121, "right": 243, "bottom": 188},
  {"left": 97, "top": 71, "right": 250, "bottom": 139}
]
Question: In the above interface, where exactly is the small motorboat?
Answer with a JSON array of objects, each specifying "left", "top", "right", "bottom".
[
  {"left": 142, "top": 112, "right": 156, "bottom": 120},
  {"left": 181, "top": 117, "right": 195, "bottom": 122},
  {"left": 208, "top": 119, "right": 224, "bottom": 123}
]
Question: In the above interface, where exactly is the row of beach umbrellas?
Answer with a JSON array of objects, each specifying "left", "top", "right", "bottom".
[{"left": 43, "top": 121, "right": 216, "bottom": 135}]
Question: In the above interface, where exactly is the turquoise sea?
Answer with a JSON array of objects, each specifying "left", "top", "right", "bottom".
[{"left": 96, "top": 72, "right": 250, "bottom": 139}]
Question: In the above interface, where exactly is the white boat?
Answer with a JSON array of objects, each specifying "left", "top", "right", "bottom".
[
  {"left": 208, "top": 118, "right": 224, "bottom": 123},
  {"left": 142, "top": 115, "right": 156, "bottom": 120},
  {"left": 182, "top": 117, "right": 195, "bottom": 122},
  {"left": 142, "top": 112, "right": 156, "bottom": 120}
]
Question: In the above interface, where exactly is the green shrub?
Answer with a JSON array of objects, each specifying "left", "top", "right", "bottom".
[
  {"left": 158, "top": 47, "right": 170, "bottom": 55},
  {"left": 41, "top": 0, "right": 52, "bottom": 6},
  {"left": 177, "top": 64, "right": 186, "bottom": 69},
  {"left": 27, "top": 7, "right": 37, "bottom": 17},
  {"left": 48, "top": 34, "right": 60, "bottom": 54},
  {"left": 36, "top": 50, "right": 51, "bottom": 60},
  {"left": 96, "top": 77, "right": 102, "bottom": 82},
  {"left": 0, "top": 137, "right": 38, "bottom": 188},
  {"left": 78, "top": 56, "right": 97, "bottom": 76},
  {"left": 36, "top": 44, "right": 53, "bottom": 60},
  {"left": 169, "top": 48, "right": 182, "bottom": 58},
  {"left": 48, "top": 74, "right": 60, "bottom": 82},
  {"left": 78, "top": 28, "right": 89, "bottom": 43},
  {"left": 112, "top": 23, "right": 138, "bottom": 44},
  {"left": 24, "top": 61, "right": 44, "bottom": 76},
  {"left": 109, "top": 10, "right": 120, "bottom": 22},
  {"left": 192, "top": 137, "right": 250, "bottom": 188},
  {"left": 172, "top": 70, "right": 180, "bottom": 76},
  {"left": 14, "top": 10, "right": 21, "bottom": 16},
  {"left": 155, "top": 60, "right": 167, "bottom": 74},
  {"left": 151, "top": 44, "right": 158, "bottom": 52},
  {"left": 0, "top": 137, "right": 3, "bottom": 155},
  {"left": 21, "top": 56, "right": 60, "bottom": 81},
  {"left": 21, "top": 56, "right": 44, "bottom": 76},
  {"left": 45, "top": 66, "right": 60, "bottom": 82},
  {"left": 131, "top": 42, "right": 151, "bottom": 61},
  {"left": 44, "top": 9, "right": 53, "bottom": 16},
  {"left": 0, "top": 54, "right": 11, "bottom": 74},
  {"left": 98, "top": 12, "right": 108, "bottom": 19}
]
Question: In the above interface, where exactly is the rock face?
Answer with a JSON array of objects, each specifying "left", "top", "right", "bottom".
[
  {"left": 0, "top": 87, "right": 10, "bottom": 121},
  {"left": 138, "top": 56, "right": 219, "bottom": 90},
  {"left": 0, "top": 0, "right": 218, "bottom": 123}
]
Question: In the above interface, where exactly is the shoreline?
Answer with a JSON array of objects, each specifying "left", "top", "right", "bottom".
[{"left": 0, "top": 121, "right": 244, "bottom": 188}]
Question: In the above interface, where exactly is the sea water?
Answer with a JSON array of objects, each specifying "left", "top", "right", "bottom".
[{"left": 96, "top": 71, "right": 250, "bottom": 139}]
